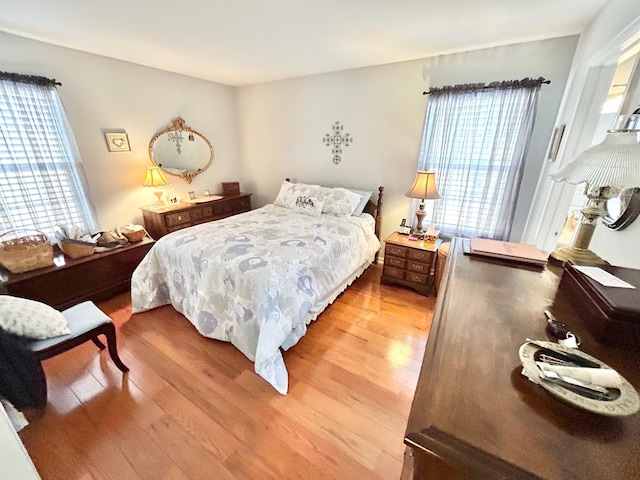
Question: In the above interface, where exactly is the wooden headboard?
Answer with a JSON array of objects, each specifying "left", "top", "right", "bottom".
[{"left": 363, "top": 186, "right": 384, "bottom": 243}]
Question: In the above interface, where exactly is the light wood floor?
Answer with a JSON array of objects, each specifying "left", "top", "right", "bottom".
[{"left": 19, "top": 264, "right": 435, "bottom": 480}]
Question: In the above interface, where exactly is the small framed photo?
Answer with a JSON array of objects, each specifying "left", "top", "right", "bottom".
[
  {"left": 105, "top": 132, "right": 131, "bottom": 152},
  {"left": 187, "top": 191, "right": 196, "bottom": 200}
]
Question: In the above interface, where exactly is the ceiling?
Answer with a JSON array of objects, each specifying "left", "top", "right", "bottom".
[{"left": 0, "top": 0, "right": 608, "bottom": 86}]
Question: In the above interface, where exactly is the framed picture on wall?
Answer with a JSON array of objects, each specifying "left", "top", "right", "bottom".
[
  {"left": 546, "top": 124, "right": 566, "bottom": 162},
  {"left": 105, "top": 132, "right": 131, "bottom": 152}
]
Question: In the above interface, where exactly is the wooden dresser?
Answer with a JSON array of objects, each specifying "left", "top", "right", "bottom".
[
  {"left": 402, "top": 238, "right": 640, "bottom": 479},
  {"left": 1, "top": 238, "right": 154, "bottom": 310},
  {"left": 141, "top": 193, "right": 251, "bottom": 240},
  {"left": 381, "top": 232, "right": 441, "bottom": 296}
]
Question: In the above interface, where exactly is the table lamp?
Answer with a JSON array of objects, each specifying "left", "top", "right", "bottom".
[
  {"left": 405, "top": 170, "right": 441, "bottom": 238},
  {"left": 549, "top": 129, "right": 640, "bottom": 265},
  {"left": 143, "top": 166, "right": 169, "bottom": 206}
]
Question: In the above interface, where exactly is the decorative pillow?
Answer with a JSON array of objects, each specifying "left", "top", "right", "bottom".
[
  {"left": 0, "top": 296, "right": 70, "bottom": 339},
  {"left": 290, "top": 194, "right": 325, "bottom": 217},
  {"left": 274, "top": 181, "right": 322, "bottom": 208},
  {"left": 349, "top": 189, "right": 373, "bottom": 216},
  {"left": 320, "top": 187, "right": 362, "bottom": 217}
]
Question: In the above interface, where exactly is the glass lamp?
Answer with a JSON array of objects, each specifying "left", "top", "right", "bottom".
[
  {"left": 549, "top": 129, "right": 640, "bottom": 265},
  {"left": 405, "top": 170, "right": 441, "bottom": 238},
  {"left": 143, "top": 166, "right": 170, "bottom": 206}
]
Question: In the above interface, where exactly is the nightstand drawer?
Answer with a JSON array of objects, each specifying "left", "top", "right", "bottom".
[
  {"left": 165, "top": 211, "right": 191, "bottom": 227},
  {"left": 385, "top": 256, "right": 406, "bottom": 269},
  {"left": 406, "top": 271, "right": 428, "bottom": 285},
  {"left": 407, "top": 260, "right": 429, "bottom": 274},
  {"left": 383, "top": 266, "right": 405, "bottom": 280},
  {"left": 407, "top": 249, "right": 434, "bottom": 263},
  {"left": 385, "top": 244, "right": 407, "bottom": 258}
]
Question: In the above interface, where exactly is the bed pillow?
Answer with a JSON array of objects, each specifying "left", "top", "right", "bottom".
[
  {"left": 349, "top": 189, "right": 373, "bottom": 216},
  {"left": 274, "top": 181, "right": 322, "bottom": 208},
  {"left": 290, "top": 194, "right": 325, "bottom": 217},
  {"left": 0, "top": 296, "right": 70, "bottom": 339},
  {"left": 320, "top": 187, "right": 362, "bottom": 217}
]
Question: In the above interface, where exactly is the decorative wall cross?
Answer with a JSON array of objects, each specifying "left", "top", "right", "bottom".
[{"left": 323, "top": 121, "right": 353, "bottom": 164}]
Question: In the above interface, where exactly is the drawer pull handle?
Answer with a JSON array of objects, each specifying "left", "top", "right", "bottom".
[{"left": 177, "top": 215, "right": 183, "bottom": 221}]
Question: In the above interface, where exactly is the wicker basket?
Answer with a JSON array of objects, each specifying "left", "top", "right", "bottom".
[
  {"left": 122, "top": 229, "right": 145, "bottom": 243},
  {"left": 0, "top": 230, "right": 54, "bottom": 273},
  {"left": 59, "top": 238, "right": 95, "bottom": 259}
]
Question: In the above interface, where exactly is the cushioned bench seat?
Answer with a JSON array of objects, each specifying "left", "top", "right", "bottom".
[{"left": 25, "top": 302, "right": 128, "bottom": 405}]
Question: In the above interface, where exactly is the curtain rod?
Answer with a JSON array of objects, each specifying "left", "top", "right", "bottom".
[
  {"left": 423, "top": 77, "right": 549, "bottom": 95},
  {"left": 0, "top": 71, "right": 62, "bottom": 87}
]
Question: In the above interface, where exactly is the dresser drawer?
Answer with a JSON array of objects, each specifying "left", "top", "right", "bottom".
[
  {"left": 202, "top": 206, "right": 213, "bottom": 218},
  {"left": 213, "top": 203, "right": 225, "bottom": 215},
  {"left": 232, "top": 197, "right": 251, "bottom": 211},
  {"left": 385, "top": 256, "right": 406, "bottom": 269},
  {"left": 407, "top": 260, "right": 429, "bottom": 274},
  {"left": 407, "top": 249, "right": 434, "bottom": 263},
  {"left": 406, "top": 271, "right": 429, "bottom": 285},
  {"left": 165, "top": 211, "right": 191, "bottom": 227},
  {"left": 191, "top": 208, "right": 203, "bottom": 221},
  {"left": 385, "top": 244, "right": 407, "bottom": 258},
  {"left": 383, "top": 266, "right": 405, "bottom": 280}
]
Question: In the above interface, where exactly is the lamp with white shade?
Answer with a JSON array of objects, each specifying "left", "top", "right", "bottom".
[
  {"left": 405, "top": 170, "right": 441, "bottom": 239},
  {"left": 549, "top": 129, "right": 640, "bottom": 265},
  {"left": 143, "top": 166, "right": 170, "bottom": 206}
]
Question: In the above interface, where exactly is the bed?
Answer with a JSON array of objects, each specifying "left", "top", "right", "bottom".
[{"left": 131, "top": 181, "right": 383, "bottom": 394}]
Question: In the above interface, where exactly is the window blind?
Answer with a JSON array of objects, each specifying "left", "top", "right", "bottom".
[
  {"left": 414, "top": 83, "right": 540, "bottom": 240},
  {"left": 0, "top": 79, "right": 96, "bottom": 239}
]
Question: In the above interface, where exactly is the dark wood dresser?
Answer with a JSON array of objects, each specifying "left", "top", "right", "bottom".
[
  {"left": 1, "top": 238, "right": 154, "bottom": 310},
  {"left": 402, "top": 237, "right": 640, "bottom": 479},
  {"left": 381, "top": 232, "right": 441, "bottom": 296},
  {"left": 140, "top": 193, "right": 251, "bottom": 240}
]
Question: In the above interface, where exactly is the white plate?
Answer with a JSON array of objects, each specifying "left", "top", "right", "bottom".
[{"left": 519, "top": 341, "right": 640, "bottom": 416}]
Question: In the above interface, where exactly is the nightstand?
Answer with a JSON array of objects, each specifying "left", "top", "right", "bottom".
[{"left": 381, "top": 232, "right": 442, "bottom": 296}]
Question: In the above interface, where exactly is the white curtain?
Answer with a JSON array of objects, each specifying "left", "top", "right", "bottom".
[
  {"left": 413, "top": 82, "right": 541, "bottom": 240},
  {"left": 0, "top": 77, "right": 97, "bottom": 239}
]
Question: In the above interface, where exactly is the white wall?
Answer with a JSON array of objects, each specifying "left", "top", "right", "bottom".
[
  {"left": 524, "top": 0, "right": 640, "bottom": 268},
  {"left": 0, "top": 31, "right": 242, "bottom": 231},
  {"left": 236, "top": 37, "right": 578, "bottom": 244}
]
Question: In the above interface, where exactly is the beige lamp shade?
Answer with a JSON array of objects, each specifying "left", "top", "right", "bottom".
[
  {"left": 143, "top": 166, "right": 169, "bottom": 187},
  {"left": 406, "top": 170, "right": 441, "bottom": 199},
  {"left": 550, "top": 130, "right": 640, "bottom": 189}
]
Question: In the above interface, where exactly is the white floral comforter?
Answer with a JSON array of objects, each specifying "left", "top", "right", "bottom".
[{"left": 131, "top": 204, "right": 380, "bottom": 394}]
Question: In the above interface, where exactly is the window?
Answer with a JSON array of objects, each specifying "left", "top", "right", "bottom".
[
  {"left": 0, "top": 74, "right": 96, "bottom": 239},
  {"left": 415, "top": 78, "right": 544, "bottom": 240}
]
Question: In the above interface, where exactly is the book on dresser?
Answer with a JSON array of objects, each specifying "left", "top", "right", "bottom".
[{"left": 468, "top": 237, "right": 547, "bottom": 266}]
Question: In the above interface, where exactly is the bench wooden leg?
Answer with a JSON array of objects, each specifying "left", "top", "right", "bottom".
[
  {"left": 91, "top": 337, "right": 106, "bottom": 350},
  {"left": 98, "top": 323, "right": 129, "bottom": 373}
]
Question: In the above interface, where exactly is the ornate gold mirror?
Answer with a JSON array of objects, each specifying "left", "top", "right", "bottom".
[{"left": 149, "top": 117, "right": 213, "bottom": 183}]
